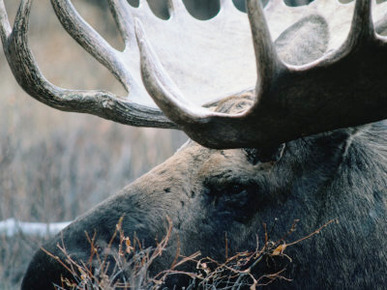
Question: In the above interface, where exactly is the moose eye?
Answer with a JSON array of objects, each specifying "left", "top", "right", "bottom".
[
  {"left": 229, "top": 184, "right": 245, "bottom": 195},
  {"left": 244, "top": 143, "right": 286, "bottom": 165},
  {"left": 203, "top": 180, "right": 247, "bottom": 198}
]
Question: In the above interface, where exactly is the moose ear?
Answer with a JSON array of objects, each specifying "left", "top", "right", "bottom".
[{"left": 275, "top": 15, "right": 329, "bottom": 65}]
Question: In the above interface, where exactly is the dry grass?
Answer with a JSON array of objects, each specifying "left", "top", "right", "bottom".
[
  {"left": 40, "top": 218, "right": 337, "bottom": 289},
  {"left": 0, "top": 1, "right": 185, "bottom": 288}
]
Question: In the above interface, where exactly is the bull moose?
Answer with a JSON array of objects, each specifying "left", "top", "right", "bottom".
[{"left": 1, "top": 0, "right": 386, "bottom": 289}]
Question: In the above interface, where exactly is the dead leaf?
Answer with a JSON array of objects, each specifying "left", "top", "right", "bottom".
[{"left": 272, "top": 243, "right": 287, "bottom": 256}]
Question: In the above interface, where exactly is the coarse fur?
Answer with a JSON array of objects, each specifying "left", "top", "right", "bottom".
[
  {"left": 14, "top": 0, "right": 387, "bottom": 289},
  {"left": 22, "top": 94, "right": 387, "bottom": 289}
]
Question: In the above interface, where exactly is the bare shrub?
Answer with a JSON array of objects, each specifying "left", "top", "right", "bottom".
[
  {"left": 0, "top": 1, "right": 185, "bottom": 288},
  {"left": 40, "top": 218, "right": 336, "bottom": 289}
]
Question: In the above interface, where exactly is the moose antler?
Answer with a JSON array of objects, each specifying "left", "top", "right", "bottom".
[
  {"left": 139, "top": 0, "right": 387, "bottom": 148},
  {"left": 1, "top": 0, "right": 386, "bottom": 149},
  {"left": 0, "top": 0, "right": 175, "bottom": 128},
  {"left": 0, "top": 0, "right": 256, "bottom": 129}
]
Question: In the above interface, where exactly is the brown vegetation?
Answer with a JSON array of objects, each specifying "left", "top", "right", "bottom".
[
  {"left": 41, "top": 217, "right": 336, "bottom": 289},
  {"left": 0, "top": 1, "right": 185, "bottom": 288}
]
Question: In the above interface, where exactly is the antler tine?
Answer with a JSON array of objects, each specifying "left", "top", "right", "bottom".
[
  {"left": 374, "top": 4, "right": 387, "bottom": 42},
  {"left": 4, "top": 0, "right": 54, "bottom": 95},
  {"left": 340, "top": 0, "right": 375, "bottom": 53},
  {"left": 375, "top": 17, "right": 387, "bottom": 36},
  {"left": 1, "top": 0, "right": 175, "bottom": 128},
  {"left": 135, "top": 19, "right": 213, "bottom": 122},
  {"left": 0, "top": 0, "right": 11, "bottom": 43},
  {"left": 51, "top": 0, "right": 133, "bottom": 90},
  {"left": 268, "top": 0, "right": 386, "bottom": 144},
  {"left": 167, "top": 0, "right": 187, "bottom": 16},
  {"left": 133, "top": 0, "right": 322, "bottom": 149},
  {"left": 269, "top": 0, "right": 286, "bottom": 8},
  {"left": 246, "top": 0, "right": 286, "bottom": 97},
  {"left": 108, "top": 0, "right": 136, "bottom": 47},
  {"left": 219, "top": 0, "right": 236, "bottom": 11},
  {"left": 138, "top": 0, "right": 153, "bottom": 14},
  {"left": 134, "top": 18, "right": 258, "bottom": 149}
]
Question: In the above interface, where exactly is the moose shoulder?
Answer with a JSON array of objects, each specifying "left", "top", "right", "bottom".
[{"left": 0, "top": 0, "right": 386, "bottom": 289}]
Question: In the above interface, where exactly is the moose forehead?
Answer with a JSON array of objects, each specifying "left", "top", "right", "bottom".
[
  {"left": 166, "top": 91, "right": 349, "bottom": 196},
  {"left": 165, "top": 94, "right": 286, "bottom": 185}
]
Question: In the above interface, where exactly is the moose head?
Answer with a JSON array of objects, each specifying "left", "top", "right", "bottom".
[{"left": 1, "top": 0, "right": 386, "bottom": 289}]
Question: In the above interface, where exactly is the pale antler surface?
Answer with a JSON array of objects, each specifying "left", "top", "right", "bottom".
[
  {"left": 1, "top": 0, "right": 386, "bottom": 148},
  {"left": 140, "top": 0, "right": 387, "bottom": 148}
]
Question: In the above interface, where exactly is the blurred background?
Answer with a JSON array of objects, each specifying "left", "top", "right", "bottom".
[
  {"left": 0, "top": 1, "right": 182, "bottom": 287},
  {"left": 0, "top": 0, "right": 314, "bottom": 288}
]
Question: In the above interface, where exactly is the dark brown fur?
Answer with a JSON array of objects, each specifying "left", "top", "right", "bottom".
[{"left": 22, "top": 96, "right": 387, "bottom": 289}]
